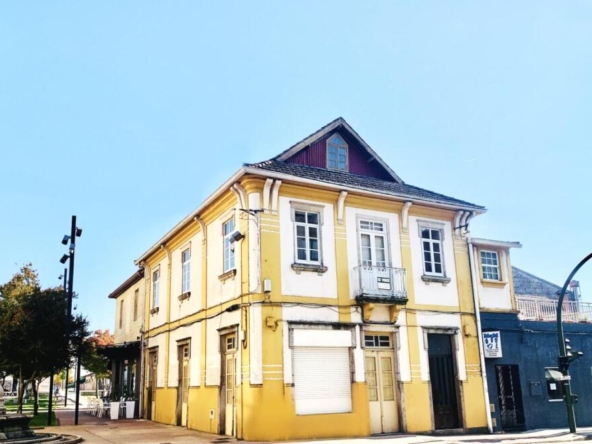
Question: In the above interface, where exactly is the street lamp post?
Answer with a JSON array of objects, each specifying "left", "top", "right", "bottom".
[
  {"left": 556, "top": 252, "right": 592, "bottom": 433},
  {"left": 59, "top": 269, "right": 69, "bottom": 407},
  {"left": 59, "top": 215, "right": 82, "bottom": 425}
]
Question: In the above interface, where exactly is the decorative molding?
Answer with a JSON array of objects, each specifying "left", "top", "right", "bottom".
[
  {"left": 271, "top": 180, "right": 282, "bottom": 214},
  {"left": 263, "top": 178, "right": 273, "bottom": 213},
  {"left": 401, "top": 201, "right": 412, "bottom": 233},
  {"left": 337, "top": 191, "right": 347, "bottom": 225},
  {"left": 291, "top": 263, "right": 328, "bottom": 275},
  {"left": 177, "top": 291, "right": 191, "bottom": 302},
  {"left": 194, "top": 216, "right": 207, "bottom": 245},
  {"left": 231, "top": 182, "right": 247, "bottom": 210},
  {"left": 218, "top": 269, "right": 237, "bottom": 283},
  {"left": 421, "top": 275, "right": 451, "bottom": 286}
]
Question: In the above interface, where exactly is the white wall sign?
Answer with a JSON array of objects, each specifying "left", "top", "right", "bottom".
[{"left": 483, "top": 331, "right": 502, "bottom": 358}]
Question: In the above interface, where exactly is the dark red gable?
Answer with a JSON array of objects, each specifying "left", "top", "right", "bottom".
[{"left": 284, "top": 131, "right": 395, "bottom": 181}]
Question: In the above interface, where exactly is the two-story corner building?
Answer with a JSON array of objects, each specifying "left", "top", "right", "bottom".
[
  {"left": 117, "top": 118, "right": 492, "bottom": 440},
  {"left": 103, "top": 268, "right": 145, "bottom": 416},
  {"left": 472, "top": 241, "right": 592, "bottom": 433}
]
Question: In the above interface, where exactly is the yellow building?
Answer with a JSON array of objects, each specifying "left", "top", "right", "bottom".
[{"left": 115, "top": 118, "right": 492, "bottom": 440}]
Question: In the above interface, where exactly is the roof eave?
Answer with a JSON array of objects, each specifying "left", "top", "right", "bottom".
[
  {"left": 135, "top": 167, "right": 246, "bottom": 265},
  {"left": 470, "top": 238, "right": 522, "bottom": 249},
  {"left": 244, "top": 166, "right": 485, "bottom": 213}
]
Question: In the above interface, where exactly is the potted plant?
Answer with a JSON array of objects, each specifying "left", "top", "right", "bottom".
[
  {"left": 109, "top": 386, "right": 121, "bottom": 420},
  {"left": 123, "top": 387, "right": 135, "bottom": 419}
]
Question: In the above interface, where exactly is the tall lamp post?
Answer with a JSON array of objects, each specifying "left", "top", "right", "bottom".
[
  {"left": 556, "top": 252, "right": 592, "bottom": 433},
  {"left": 59, "top": 215, "right": 83, "bottom": 425},
  {"left": 58, "top": 270, "right": 68, "bottom": 407}
]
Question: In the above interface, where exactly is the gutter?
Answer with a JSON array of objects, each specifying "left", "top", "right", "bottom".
[{"left": 467, "top": 236, "right": 493, "bottom": 433}]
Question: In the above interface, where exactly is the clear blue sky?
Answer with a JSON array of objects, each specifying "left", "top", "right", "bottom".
[{"left": 1, "top": 2, "right": 591, "bottom": 332}]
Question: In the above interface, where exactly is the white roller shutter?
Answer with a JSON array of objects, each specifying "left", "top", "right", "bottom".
[{"left": 293, "top": 347, "right": 352, "bottom": 415}]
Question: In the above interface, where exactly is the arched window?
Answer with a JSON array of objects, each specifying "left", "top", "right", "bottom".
[{"left": 327, "top": 134, "right": 348, "bottom": 171}]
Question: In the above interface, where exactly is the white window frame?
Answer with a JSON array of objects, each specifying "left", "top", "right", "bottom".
[
  {"left": 418, "top": 221, "right": 446, "bottom": 277},
  {"left": 357, "top": 217, "right": 390, "bottom": 268},
  {"left": 327, "top": 133, "right": 348, "bottom": 171},
  {"left": 291, "top": 202, "right": 324, "bottom": 265},
  {"left": 223, "top": 218, "right": 236, "bottom": 272},
  {"left": 152, "top": 268, "right": 160, "bottom": 309},
  {"left": 480, "top": 250, "right": 501, "bottom": 281},
  {"left": 181, "top": 248, "right": 191, "bottom": 293}
]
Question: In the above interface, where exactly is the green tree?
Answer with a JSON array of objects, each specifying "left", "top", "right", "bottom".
[{"left": 0, "top": 265, "right": 90, "bottom": 414}]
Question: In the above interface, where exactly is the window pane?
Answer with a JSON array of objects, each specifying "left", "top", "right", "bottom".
[
  {"left": 375, "top": 236, "right": 385, "bottom": 249},
  {"left": 421, "top": 229, "right": 430, "bottom": 239},
  {"left": 295, "top": 211, "right": 306, "bottom": 223},
  {"left": 307, "top": 213, "right": 319, "bottom": 225},
  {"left": 423, "top": 241, "right": 431, "bottom": 252},
  {"left": 308, "top": 226, "right": 318, "bottom": 238},
  {"left": 424, "top": 251, "right": 431, "bottom": 262},
  {"left": 431, "top": 229, "right": 440, "bottom": 240},
  {"left": 425, "top": 263, "right": 433, "bottom": 273},
  {"left": 435, "top": 264, "right": 442, "bottom": 274},
  {"left": 297, "top": 249, "right": 306, "bottom": 260},
  {"left": 297, "top": 237, "right": 306, "bottom": 248},
  {"left": 310, "top": 250, "right": 319, "bottom": 261},
  {"left": 433, "top": 242, "right": 440, "bottom": 253},
  {"left": 296, "top": 225, "right": 305, "bottom": 236},
  {"left": 361, "top": 234, "right": 371, "bottom": 247},
  {"left": 360, "top": 221, "right": 370, "bottom": 230},
  {"left": 309, "top": 239, "right": 318, "bottom": 250}
]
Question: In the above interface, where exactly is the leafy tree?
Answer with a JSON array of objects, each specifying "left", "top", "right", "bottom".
[
  {"left": 0, "top": 265, "right": 90, "bottom": 414},
  {"left": 81, "top": 330, "right": 114, "bottom": 396}
]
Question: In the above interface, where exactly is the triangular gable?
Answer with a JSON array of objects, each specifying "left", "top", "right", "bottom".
[{"left": 274, "top": 117, "right": 403, "bottom": 184}]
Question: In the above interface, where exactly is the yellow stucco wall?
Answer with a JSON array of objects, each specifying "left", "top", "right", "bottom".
[{"left": 139, "top": 174, "right": 489, "bottom": 440}]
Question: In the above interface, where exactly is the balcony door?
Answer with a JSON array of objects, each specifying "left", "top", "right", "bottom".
[{"left": 358, "top": 219, "right": 391, "bottom": 294}]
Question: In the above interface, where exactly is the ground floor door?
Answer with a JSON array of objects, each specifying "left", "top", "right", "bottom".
[
  {"left": 176, "top": 342, "right": 190, "bottom": 426},
  {"left": 365, "top": 346, "right": 398, "bottom": 434},
  {"left": 495, "top": 364, "right": 525, "bottom": 431},
  {"left": 428, "top": 334, "right": 461, "bottom": 430},
  {"left": 147, "top": 350, "right": 157, "bottom": 421},
  {"left": 220, "top": 332, "right": 237, "bottom": 436}
]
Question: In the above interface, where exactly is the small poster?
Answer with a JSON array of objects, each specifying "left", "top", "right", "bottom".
[{"left": 483, "top": 331, "right": 502, "bottom": 358}]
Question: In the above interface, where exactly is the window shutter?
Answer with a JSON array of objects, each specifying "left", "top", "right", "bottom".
[{"left": 293, "top": 347, "right": 352, "bottom": 415}]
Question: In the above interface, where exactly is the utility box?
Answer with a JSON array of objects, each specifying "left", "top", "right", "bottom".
[{"left": 545, "top": 367, "right": 569, "bottom": 402}]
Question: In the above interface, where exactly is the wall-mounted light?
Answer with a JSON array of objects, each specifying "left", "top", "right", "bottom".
[
  {"left": 61, "top": 235, "right": 70, "bottom": 245},
  {"left": 75, "top": 228, "right": 83, "bottom": 237},
  {"left": 229, "top": 231, "right": 245, "bottom": 243}
]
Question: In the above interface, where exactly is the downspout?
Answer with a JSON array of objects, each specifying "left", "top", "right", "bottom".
[{"left": 467, "top": 237, "right": 493, "bottom": 433}]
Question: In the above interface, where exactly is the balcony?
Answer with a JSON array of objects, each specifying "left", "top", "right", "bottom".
[
  {"left": 354, "top": 265, "right": 408, "bottom": 304},
  {"left": 516, "top": 296, "right": 592, "bottom": 323}
]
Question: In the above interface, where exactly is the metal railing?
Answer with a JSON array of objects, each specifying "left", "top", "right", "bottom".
[
  {"left": 354, "top": 265, "right": 407, "bottom": 299},
  {"left": 516, "top": 296, "right": 592, "bottom": 323}
]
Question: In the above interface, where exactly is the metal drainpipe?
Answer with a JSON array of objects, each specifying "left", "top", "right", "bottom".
[{"left": 467, "top": 237, "right": 493, "bottom": 433}]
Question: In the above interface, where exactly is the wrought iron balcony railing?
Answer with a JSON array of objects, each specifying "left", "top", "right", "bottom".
[
  {"left": 516, "top": 296, "right": 592, "bottom": 323},
  {"left": 354, "top": 265, "right": 407, "bottom": 301}
]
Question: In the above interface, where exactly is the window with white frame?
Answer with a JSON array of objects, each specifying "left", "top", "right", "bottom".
[
  {"left": 119, "top": 300, "right": 124, "bottom": 329},
  {"left": 294, "top": 210, "right": 321, "bottom": 264},
  {"left": 421, "top": 227, "right": 444, "bottom": 276},
  {"left": 327, "top": 134, "right": 348, "bottom": 171},
  {"left": 181, "top": 248, "right": 191, "bottom": 293},
  {"left": 223, "top": 219, "right": 235, "bottom": 272},
  {"left": 359, "top": 220, "right": 388, "bottom": 267},
  {"left": 152, "top": 269, "right": 160, "bottom": 309},
  {"left": 481, "top": 250, "right": 501, "bottom": 281},
  {"left": 133, "top": 289, "right": 139, "bottom": 321}
]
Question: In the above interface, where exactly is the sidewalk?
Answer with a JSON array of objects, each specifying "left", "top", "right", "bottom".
[{"left": 41, "top": 411, "right": 592, "bottom": 444}]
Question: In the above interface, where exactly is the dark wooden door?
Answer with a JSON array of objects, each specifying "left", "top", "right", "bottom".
[
  {"left": 428, "top": 334, "right": 461, "bottom": 430},
  {"left": 495, "top": 365, "right": 525, "bottom": 430}
]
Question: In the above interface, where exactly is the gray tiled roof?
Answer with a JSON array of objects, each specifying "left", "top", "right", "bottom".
[
  {"left": 246, "top": 160, "right": 484, "bottom": 210},
  {"left": 512, "top": 266, "right": 562, "bottom": 299}
]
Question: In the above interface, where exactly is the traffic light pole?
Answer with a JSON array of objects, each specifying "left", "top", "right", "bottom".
[{"left": 556, "top": 252, "right": 592, "bottom": 433}]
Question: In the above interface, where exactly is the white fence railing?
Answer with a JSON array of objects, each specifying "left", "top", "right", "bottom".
[
  {"left": 354, "top": 265, "right": 407, "bottom": 299},
  {"left": 516, "top": 296, "right": 592, "bottom": 323}
]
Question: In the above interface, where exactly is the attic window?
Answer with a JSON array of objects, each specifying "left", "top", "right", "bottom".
[{"left": 327, "top": 134, "right": 348, "bottom": 171}]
